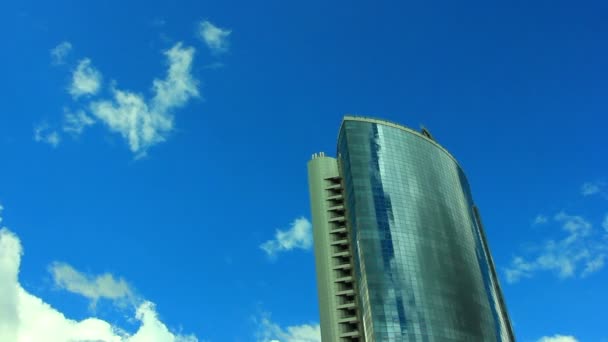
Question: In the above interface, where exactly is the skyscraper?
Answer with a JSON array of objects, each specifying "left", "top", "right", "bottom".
[{"left": 307, "top": 116, "right": 514, "bottom": 341}]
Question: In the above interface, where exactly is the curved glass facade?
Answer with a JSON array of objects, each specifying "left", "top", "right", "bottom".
[{"left": 337, "top": 118, "right": 514, "bottom": 341}]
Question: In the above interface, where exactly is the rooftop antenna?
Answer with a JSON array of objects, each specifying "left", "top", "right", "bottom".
[{"left": 420, "top": 124, "right": 435, "bottom": 141}]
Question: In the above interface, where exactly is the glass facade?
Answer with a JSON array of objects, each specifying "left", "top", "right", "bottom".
[{"left": 337, "top": 118, "right": 514, "bottom": 341}]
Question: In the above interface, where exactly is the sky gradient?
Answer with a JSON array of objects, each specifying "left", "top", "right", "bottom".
[{"left": 0, "top": 1, "right": 607, "bottom": 341}]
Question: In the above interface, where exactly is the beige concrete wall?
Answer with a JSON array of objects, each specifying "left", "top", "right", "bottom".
[{"left": 307, "top": 155, "right": 340, "bottom": 342}]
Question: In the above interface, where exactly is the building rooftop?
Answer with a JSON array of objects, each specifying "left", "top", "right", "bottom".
[{"left": 340, "top": 115, "right": 462, "bottom": 168}]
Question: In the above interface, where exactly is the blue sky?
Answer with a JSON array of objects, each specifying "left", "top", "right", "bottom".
[{"left": 0, "top": 0, "right": 607, "bottom": 341}]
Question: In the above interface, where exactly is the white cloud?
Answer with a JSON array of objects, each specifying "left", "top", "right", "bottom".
[
  {"left": 0, "top": 225, "right": 20, "bottom": 342},
  {"left": 198, "top": 20, "right": 231, "bottom": 54},
  {"left": 260, "top": 217, "right": 312, "bottom": 258},
  {"left": 151, "top": 43, "right": 199, "bottom": 114},
  {"left": 70, "top": 58, "right": 102, "bottom": 98},
  {"left": 34, "top": 123, "right": 61, "bottom": 148},
  {"left": 89, "top": 42, "right": 198, "bottom": 157},
  {"left": 50, "top": 41, "right": 72, "bottom": 65},
  {"left": 0, "top": 208, "right": 198, "bottom": 342},
  {"left": 581, "top": 254, "right": 605, "bottom": 277},
  {"left": 505, "top": 212, "right": 607, "bottom": 283},
  {"left": 49, "top": 262, "right": 134, "bottom": 308},
  {"left": 533, "top": 214, "right": 548, "bottom": 225},
  {"left": 256, "top": 313, "right": 320, "bottom": 342},
  {"left": 63, "top": 109, "right": 96, "bottom": 135},
  {"left": 554, "top": 211, "right": 592, "bottom": 243},
  {"left": 581, "top": 181, "right": 603, "bottom": 196},
  {"left": 537, "top": 335, "right": 578, "bottom": 342},
  {"left": 504, "top": 257, "right": 534, "bottom": 283}
]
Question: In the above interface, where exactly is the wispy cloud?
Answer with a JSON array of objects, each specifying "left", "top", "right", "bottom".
[
  {"left": 198, "top": 20, "right": 231, "bottom": 54},
  {"left": 504, "top": 256, "right": 535, "bottom": 283},
  {"left": 89, "top": 42, "right": 199, "bottom": 157},
  {"left": 554, "top": 211, "right": 592, "bottom": 243},
  {"left": 255, "top": 313, "right": 320, "bottom": 342},
  {"left": 0, "top": 208, "right": 198, "bottom": 342},
  {"left": 581, "top": 181, "right": 605, "bottom": 197},
  {"left": 505, "top": 212, "right": 607, "bottom": 283},
  {"left": 50, "top": 41, "right": 72, "bottom": 65},
  {"left": 44, "top": 28, "right": 209, "bottom": 156},
  {"left": 151, "top": 44, "right": 199, "bottom": 114},
  {"left": 152, "top": 18, "right": 166, "bottom": 27},
  {"left": 533, "top": 214, "right": 548, "bottom": 225},
  {"left": 581, "top": 254, "right": 605, "bottom": 277},
  {"left": 70, "top": 58, "right": 102, "bottom": 98},
  {"left": 63, "top": 109, "right": 95, "bottom": 136},
  {"left": 260, "top": 217, "right": 312, "bottom": 258},
  {"left": 537, "top": 335, "right": 578, "bottom": 342},
  {"left": 49, "top": 262, "right": 135, "bottom": 308},
  {"left": 34, "top": 123, "right": 61, "bottom": 148}
]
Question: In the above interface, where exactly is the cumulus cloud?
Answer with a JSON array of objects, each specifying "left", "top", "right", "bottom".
[
  {"left": 34, "top": 123, "right": 61, "bottom": 148},
  {"left": 0, "top": 209, "right": 198, "bottom": 342},
  {"left": 50, "top": 41, "right": 72, "bottom": 65},
  {"left": 0, "top": 222, "right": 20, "bottom": 342},
  {"left": 581, "top": 181, "right": 604, "bottom": 197},
  {"left": 198, "top": 20, "right": 231, "bottom": 54},
  {"left": 260, "top": 217, "right": 312, "bottom": 258},
  {"left": 89, "top": 42, "right": 198, "bottom": 157},
  {"left": 533, "top": 214, "right": 548, "bottom": 225},
  {"left": 256, "top": 313, "right": 320, "bottom": 342},
  {"left": 63, "top": 109, "right": 96, "bottom": 135},
  {"left": 70, "top": 58, "right": 102, "bottom": 98},
  {"left": 537, "top": 335, "right": 578, "bottom": 342},
  {"left": 505, "top": 212, "right": 607, "bottom": 283}
]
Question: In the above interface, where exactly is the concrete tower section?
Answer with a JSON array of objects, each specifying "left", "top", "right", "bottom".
[
  {"left": 308, "top": 153, "right": 363, "bottom": 342},
  {"left": 308, "top": 116, "right": 515, "bottom": 342}
]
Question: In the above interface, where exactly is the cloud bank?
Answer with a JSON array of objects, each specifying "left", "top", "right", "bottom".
[{"left": 0, "top": 208, "right": 198, "bottom": 342}]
